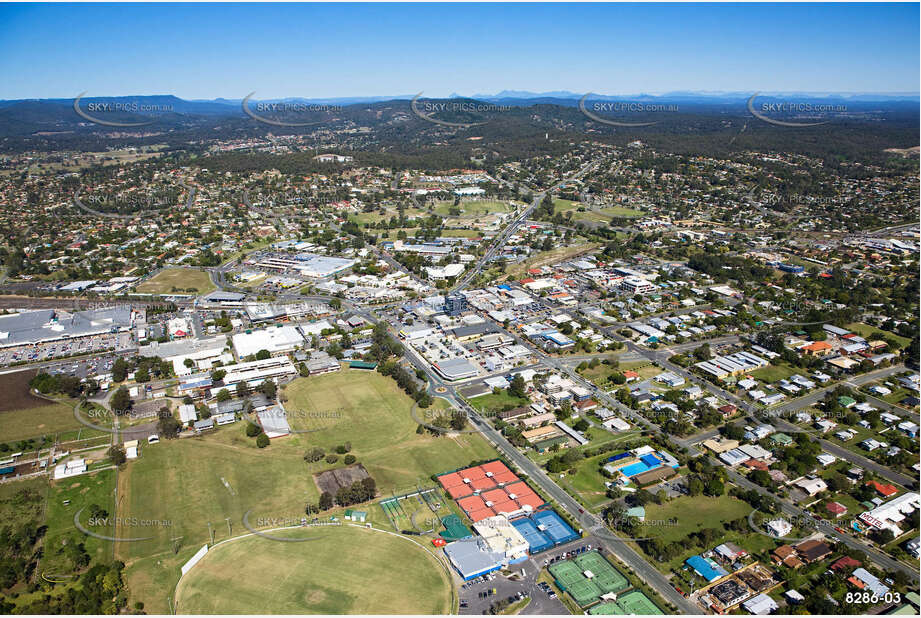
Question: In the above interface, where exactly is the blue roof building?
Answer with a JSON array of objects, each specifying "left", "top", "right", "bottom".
[{"left": 685, "top": 555, "right": 728, "bottom": 583}]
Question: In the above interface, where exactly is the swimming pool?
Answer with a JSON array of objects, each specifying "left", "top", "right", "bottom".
[{"left": 619, "top": 461, "right": 656, "bottom": 477}]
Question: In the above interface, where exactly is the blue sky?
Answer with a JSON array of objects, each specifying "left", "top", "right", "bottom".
[{"left": 0, "top": 2, "right": 918, "bottom": 99}]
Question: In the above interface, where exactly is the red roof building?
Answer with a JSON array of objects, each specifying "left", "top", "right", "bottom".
[
  {"left": 801, "top": 341, "right": 833, "bottom": 356},
  {"left": 830, "top": 556, "right": 861, "bottom": 572},
  {"left": 866, "top": 480, "right": 898, "bottom": 498},
  {"left": 743, "top": 458, "right": 769, "bottom": 471},
  {"left": 826, "top": 502, "right": 848, "bottom": 517}
]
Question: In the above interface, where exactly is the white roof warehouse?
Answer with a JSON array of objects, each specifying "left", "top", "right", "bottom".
[
  {"left": 0, "top": 307, "right": 135, "bottom": 348},
  {"left": 232, "top": 326, "right": 305, "bottom": 358},
  {"left": 221, "top": 357, "right": 297, "bottom": 389}
]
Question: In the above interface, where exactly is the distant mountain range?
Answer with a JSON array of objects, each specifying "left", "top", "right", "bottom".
[
  {"left": 1, "top": 90, "right": 917, "bottom": 111},
  {"left": 0, "top": 89, "right": 915, "bottom": 162}
]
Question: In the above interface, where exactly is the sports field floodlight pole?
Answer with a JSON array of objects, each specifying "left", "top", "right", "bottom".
[
  {"left": 207, "top": 522, "right": 214, "bottom": 545},
  {"left": 225, "top": 517, "right": 232, "bottom": 536}
]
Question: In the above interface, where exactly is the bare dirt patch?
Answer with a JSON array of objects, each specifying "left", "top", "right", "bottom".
[
  {"left": 314, "top": 464, "right": 370, "bottom": 495},
  {"left": 0, "top": 370, "right": 45, "bottom": 412}
]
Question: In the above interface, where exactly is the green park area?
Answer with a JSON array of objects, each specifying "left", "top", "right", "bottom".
[
  {"left": 845, "top": 323, "right": 912, "bottom": 349},
  {"left": 637, "top": 493, "right": 776, "bottom": 573},
  {"left": 135, "top": 268, "right": 215, "bottom": 295},
  {"left": 434, "top": 200, "right": 514, "bottom": 217}
]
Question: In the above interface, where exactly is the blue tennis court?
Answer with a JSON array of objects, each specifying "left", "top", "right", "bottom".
[
  {"left": 512, "top": 517, "right": 552, "bottom": 553},
  {"left": 512, "top": 510, "right": 580, "bottom": 553},
  {"left": 533, "top": 510, "right": 580, "bottom": 544}
]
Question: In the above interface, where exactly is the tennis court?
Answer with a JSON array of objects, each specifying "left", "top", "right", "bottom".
[
  {"left": 440, "top": 514, "right": 473, "bottom": 541},
  {"left": 574, "top": 551, "right": 629, "bottom": 595},
  {"left": 512, "top": 517, "right": 552, "bottom": 553},
  {"left": 532, "top": 510, "right": 580, "bottom": 544},
  {"left": 549, "top": 560, "right": 601, "bottom": 606},
  {"left": 588, "top": 601, "right": 624, "bottom": 615},
  {"left": 614, "top": 590, "right": 662, "bottom": 614}
]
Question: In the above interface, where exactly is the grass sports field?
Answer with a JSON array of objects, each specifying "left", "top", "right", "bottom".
[
  {"left": 135, "top": 268, "right": 215, "bottom": 295},
  {"left": 284, "top": 370, "right": 499, "bottom": 490},
  {"left": 117, "top": 369, "right": 497, "bottom": 608},
  {"left": 175, "top": 525, "right": 452, "bottom": 614},
  {"left": 115, "top": 429, "right": 315, "bottom": 563}
]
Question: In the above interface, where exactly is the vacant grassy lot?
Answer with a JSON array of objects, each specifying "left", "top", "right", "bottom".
[
  {"left": 571, "top": 206, "right": 646, "bottom": 224},
  {"left": 749, "top": 363, "right": 797, "bottom": 383},
  {"left": 638, "top": 493, "right": 776, "bottom": 572},
  {"left": 577, "top": 361, "right": 626, "bottom": 387},
  {"left": 0, "top": 401, "right": 80, "bottom": 444},
  {"left": 643, "top": 494, "right": 752, "bottom": 544},
  {"left": 469, "top": 390, "right": 530, "bottom": 415},
  {"left": 845, "top": 323, "right": 912, "bottom": 349},
  {"left": 285, "top": 370, "right": 499, "bottom": 491},
  {"left": 552, "top": 198, "right": 580, "bottom": 212},
  {"left": 438, "top": 228, "right": 482, "bottom": 238},
  {"left": 558, "top": 453, "right": 616, "bottom": 512},
  {"left": 135, "top": 268, "right": 215, "bottom": 295},
  {"left": 434, "top": 200, "right": 513, "bottom": 217},
  {"left": 175, "top": 525, "right": 452, "bottom": 614},
  {"left": 505, "top": 242, "right": 600, "bottom": 279},
  {"left": 0, "top": 476, "right": 48, "bottom": 535},
  {"left": 42, "top": 469, "right": 117, "bottom": 576}
]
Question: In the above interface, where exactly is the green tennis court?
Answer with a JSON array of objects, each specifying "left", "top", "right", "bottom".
[
  {"left": 615, "top": 590, "right": 663, "bottom": 615},
  {"left": 549, "top": 560, "right": 601, "bottom": 606},
  {"left": 440, "top": 514, "right": 472, "bottom": 541},
  {"left": 588, "top": 601, "right": 624, "bottom": 615},
  {"left": 575, "top": 551, "right": 629, "bottom": 595}
]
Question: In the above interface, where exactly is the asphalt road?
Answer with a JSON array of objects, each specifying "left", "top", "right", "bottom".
[
  {"left": 377, "top": 309, "right": 697, "bottom": 613},
  {"left": 723, "top": 464, "right": 918, "bottom": 582},
  {"left": 454, "top": 157, "right": 603, "bottom": 292}
]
